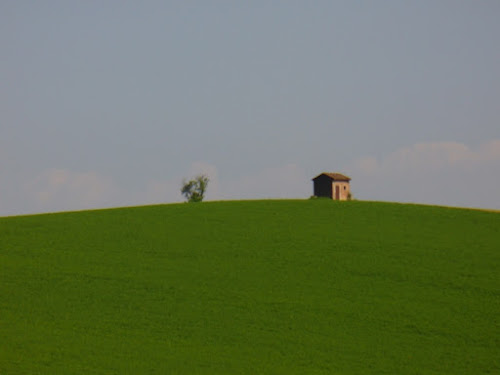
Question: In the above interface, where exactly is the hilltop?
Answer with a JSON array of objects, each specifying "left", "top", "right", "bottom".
[{"left": 1, "top": 200, "right": 499, "bottom": 374}]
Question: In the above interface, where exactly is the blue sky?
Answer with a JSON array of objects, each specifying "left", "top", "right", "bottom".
[{"left": 1, "top": 1, "right": 499, "bottom": 215}]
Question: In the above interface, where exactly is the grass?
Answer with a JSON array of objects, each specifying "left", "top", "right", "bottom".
[{"left": 1, "top": 200, "right": 499, "bottom": 374}]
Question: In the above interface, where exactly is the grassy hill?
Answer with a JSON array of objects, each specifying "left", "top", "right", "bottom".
[{"left": 1, "top": 200, "right": 499, "bottom": 374}]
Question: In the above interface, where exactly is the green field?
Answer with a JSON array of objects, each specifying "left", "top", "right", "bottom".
[{"left": 1, "top": 200, "right": 499, "bottom": 374}]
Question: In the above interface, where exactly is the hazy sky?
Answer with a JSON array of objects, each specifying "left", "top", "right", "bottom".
[{"left": 1, "top": 1, "right": 499, "bottom": 215}]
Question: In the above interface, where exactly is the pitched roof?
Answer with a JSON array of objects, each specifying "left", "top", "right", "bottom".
[{"left": 312, "top": 172, "right": 351, "bottom": 181}]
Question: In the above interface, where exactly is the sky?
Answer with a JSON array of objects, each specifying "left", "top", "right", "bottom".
[{"left": 1, "top": 1, "right": 499, "bottom": 216}]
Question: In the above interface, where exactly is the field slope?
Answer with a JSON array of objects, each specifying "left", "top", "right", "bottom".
[{"left": 1, "top": 200, "right": 499, "bottom": 374}]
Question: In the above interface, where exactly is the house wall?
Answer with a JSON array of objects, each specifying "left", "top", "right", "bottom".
[
  {"left": 313, "top": 175, "right": 333, "bottom": 198},
  {"left": 332, "top": 181, "right": 350, "bottom": 200}
]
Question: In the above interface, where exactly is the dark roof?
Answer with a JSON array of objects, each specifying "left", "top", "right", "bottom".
[{"left": 312, "top": 172, "right": 351, "bottom": 181}]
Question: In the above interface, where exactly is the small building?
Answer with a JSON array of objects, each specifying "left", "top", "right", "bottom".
[{"left": 312, "top": 172, "right": 351, "bottom": 200}]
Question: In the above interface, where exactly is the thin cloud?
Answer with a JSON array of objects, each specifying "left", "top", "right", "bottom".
[
  {"left": 348, "top": 139, "right": 500, "bottom": 209},
  {"left": 24, "top": 169, "right": 118, "bottom": 213},
  {"left": 142, "top": 180, "right": 183, "bottom": 204},
  {"left": 5, "top": 139, "right": 499, "bottom": 216},
  {"left": 222, "top": 163, "right": 309, "bottom": 200}
]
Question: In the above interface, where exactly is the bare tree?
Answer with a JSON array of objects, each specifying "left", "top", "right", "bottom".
[{"left": 181, "top": 175, "right": 209, "bottom": 202}]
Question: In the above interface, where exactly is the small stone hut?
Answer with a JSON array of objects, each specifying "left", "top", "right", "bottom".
[{"left": 312, "top": 172, "right": 351, "bottom": 200}]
